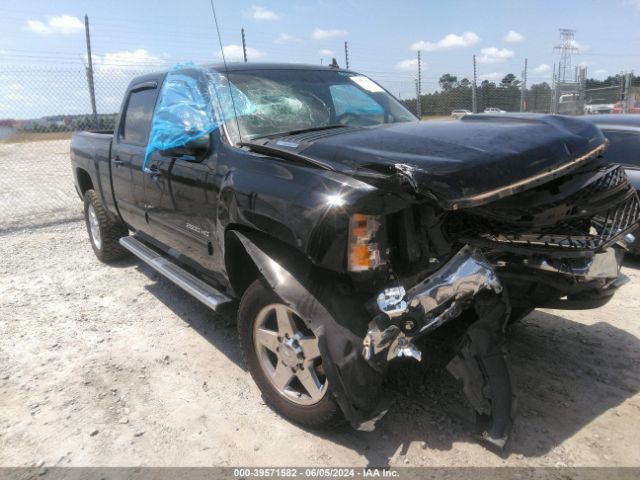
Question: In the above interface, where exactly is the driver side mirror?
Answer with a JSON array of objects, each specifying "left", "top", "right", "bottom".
[{"left": 159, "top": 134, "right": 210, "bottom": 159}]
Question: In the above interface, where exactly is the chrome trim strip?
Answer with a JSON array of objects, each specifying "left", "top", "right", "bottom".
[{"left": 447, "top": 142, "right": 608, "bottom": 210}]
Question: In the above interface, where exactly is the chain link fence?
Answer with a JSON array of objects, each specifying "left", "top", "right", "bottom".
[
  {"left": 1, "top": 66, "right": 638, "bottom": 232},
  {"left": 400, "top": 73, "right": 639, "bottom": 118},
  {"left": 0, "top": 66, "right": 154, "bottom": 233}
]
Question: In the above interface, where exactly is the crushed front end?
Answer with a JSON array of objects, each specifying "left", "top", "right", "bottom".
[{"left": 355, "top": 160, "right": 639, "bottom": 448}]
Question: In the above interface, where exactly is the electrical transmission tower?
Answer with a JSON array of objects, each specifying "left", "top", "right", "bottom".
[{"left": 554, "top": 28, "right": 579, "bottom": 84}]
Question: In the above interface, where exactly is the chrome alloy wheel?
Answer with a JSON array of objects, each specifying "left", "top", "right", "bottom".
[
  {"left": 87, "top": 203, "right": 102, "bottom": 250},
  {"left": 253, "top": 304, "right": 328, "bottom": 405}
]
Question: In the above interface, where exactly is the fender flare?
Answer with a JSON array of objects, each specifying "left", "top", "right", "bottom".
[{"left": 229, "top": 229, "right": 387, "bottom": 429}]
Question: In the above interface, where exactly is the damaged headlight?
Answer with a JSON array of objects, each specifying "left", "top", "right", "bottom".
[{"left": 347, "top": 214, "right": 385, "bottom": 271}]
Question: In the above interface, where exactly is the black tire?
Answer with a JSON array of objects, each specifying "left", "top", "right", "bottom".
[
  {"left": 83, "top": 189, "right": 129, "bottom": 263},
  {"left": 238, "top": 279, "right": 343, "bottom": 429}
]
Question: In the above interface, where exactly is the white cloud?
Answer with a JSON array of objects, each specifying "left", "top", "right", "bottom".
[
  {"left": 93, "top": 49, "right": 165, "bottom": 69},
  {"left": 312, "top": 28, "right": 348, "bottom": 40},
  {"left": 319, "top": 49, "right": 334, "bottom": 56},
  {"left": 246, "top": 6, "right": 280, "bottom": 21},
  {"left": 504, "top": 30, "right": 524, "bottom": 43},
  {"left": 567, "top": 39, "right": 590, "bottom": 52},
  {"left": 593, "top": 69, "right": 608, "bottom": 79},
  {"left": 410, "top": 32, "right": 480, "bottom": 52},
  {"left": 480, "top": 72, "right": 504, "bottom": 81},
  {"left": 219, "top": 44, "right": 266, "bottom": 61},
  {"left": 477, "top": 47, "right": 515, "bottom": 64},
  {"left": 396, "top": 59, "right": 419, "bottom": 70},
  {"left": 274, "top": 33, "right": 298, "bottom": 44},
  {"left": 534, "top": 63, "right": 551, "bottom": 73},
  {"left": 25, "top": 15, "right": 84, "bottom": 34}
]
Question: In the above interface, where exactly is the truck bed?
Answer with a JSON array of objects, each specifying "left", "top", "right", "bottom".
[{"left": 70, "top": 130, "right": 115, "bottom": 210}]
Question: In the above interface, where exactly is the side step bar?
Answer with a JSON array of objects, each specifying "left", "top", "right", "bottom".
[{"left": 119, "top": 236, "right": 231, "bottom": 310}]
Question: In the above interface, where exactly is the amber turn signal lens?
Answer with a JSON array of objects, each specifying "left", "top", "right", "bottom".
[{"left": 347, "top": 214, "right": 384, "bottom": 272}]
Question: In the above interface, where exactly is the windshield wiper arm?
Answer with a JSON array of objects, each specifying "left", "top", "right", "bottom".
[
  {"left": 238, "top": 141, "right": 335, "bottom": 171},
  {"left": 254, "top": 124, "right": 350, "bottom": 140}
]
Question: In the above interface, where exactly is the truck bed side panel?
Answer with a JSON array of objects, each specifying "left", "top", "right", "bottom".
[{"left": 70, "top": 131, "right": 118, "bottom": 216}]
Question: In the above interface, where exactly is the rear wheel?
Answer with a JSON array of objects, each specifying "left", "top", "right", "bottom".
[
  {"left": 238, "top": 280, "right": 343, "bottom": 429},
  {"left": 83, "top": 190, "right": 129, "bottom": 263}
]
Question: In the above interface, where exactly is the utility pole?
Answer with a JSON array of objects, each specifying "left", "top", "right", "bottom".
[
  {"left": 623, "top": 72, "right": 632, "bottom": 113},
  {"left": 520, "top": 58, "right": 528, "bottom": 112},
  {"left": 472, "top": 55, "right": 478, "bottom": 113},
  {"left": 578, "top": 66, "right": 586, "bottom": 115},
  {"left": 344, "top": 41, "right": 349, "bottom": 69},
  {"left": 84, "top": 14, "right": 98, "bottom": 128},
  {"left": 551, "top": 62, "right": 557, "bottom": 113},
  {"left": 416, "top": 51, "right": 422, "bottom": 118},
  {"left": 241, "top": 27, "right": 247, "bottom": 62}
]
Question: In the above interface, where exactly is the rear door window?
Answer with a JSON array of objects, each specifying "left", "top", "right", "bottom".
[
  {"left": 121, "top": 88, "right": 157, "bottom": 146},
  {"left": 602, "top": 130, "right": 640, "bottom": 168}
]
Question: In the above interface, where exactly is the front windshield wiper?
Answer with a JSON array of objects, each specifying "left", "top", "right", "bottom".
[
  {"left": 252, "top": 124, "right": 351, "bottom": 141},
  {"left": 238, "top": 140, "right": 336, "bottom": 171}
]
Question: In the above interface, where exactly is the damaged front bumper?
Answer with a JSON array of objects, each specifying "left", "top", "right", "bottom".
[
  {"left": 364, "top": 246, "right": 503, "bottom": 362},
  {"left": 363, "top": 242, "right": 627, "bottom": 448},
  {"left": 365, "top": 243, "right": 628, "bottom": 363}
]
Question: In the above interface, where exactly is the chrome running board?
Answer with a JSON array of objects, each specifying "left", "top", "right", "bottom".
[{"left": 119, "top": 236, "right": 231, "bottom": 310}]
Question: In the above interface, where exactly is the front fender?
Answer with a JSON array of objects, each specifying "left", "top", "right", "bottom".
[{"left": 229, "top": 229, "right": 386, "bottom": 429}]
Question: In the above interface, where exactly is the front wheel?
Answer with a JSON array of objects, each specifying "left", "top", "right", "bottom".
[{"left": 238, "top": 280, "right": 343, "bottom": 429}]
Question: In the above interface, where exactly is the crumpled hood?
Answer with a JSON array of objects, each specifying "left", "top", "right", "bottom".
[{"left": 252, "top": 114, "right": 606, "bottom": 209}]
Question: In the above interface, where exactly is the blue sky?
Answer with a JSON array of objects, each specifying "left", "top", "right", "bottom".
[{"left": 1, "top": 0, "right": 640, "bottom": 118}]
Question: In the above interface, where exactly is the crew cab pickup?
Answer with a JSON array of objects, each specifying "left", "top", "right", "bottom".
[{"left": 71, "top": 63, "right": 639, "bottom": 448}]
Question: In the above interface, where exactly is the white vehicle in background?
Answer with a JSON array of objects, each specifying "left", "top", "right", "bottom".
[
  {"left": 451, "top": 109, "right": 472, "bottom": 119},
  {"left": 558, "top": 93, "right": 583, "bottom": 115},
  {"left": 484, "top": 107, "right": 506, "bottom": 113},
  {"left": 584, "top": 100, "right": 616, "bottom": 115}
]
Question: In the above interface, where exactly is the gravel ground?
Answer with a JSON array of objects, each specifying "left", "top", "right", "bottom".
[
  {"left": 0, "top": 140, "right": 80, "bottom": 233},
  {"left": 1, "top": 219, "right": 639, "bottom": 468}
]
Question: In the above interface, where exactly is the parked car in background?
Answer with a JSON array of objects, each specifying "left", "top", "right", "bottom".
[
  {"left": 558, "top": 93, "right": 583, "bottom": 115},
  {"left": 584, "top": 100, "right": 615, "bottom": 115},
  {"left": 451, "top": 109, "right": 472, "bottom": 119},
  {"left": 583, "top": 114, "right": 640, "bottom": 253},
  {"left": 483, "top": 107, "right": 506, "bottom": 113},
  {"left": 612, "top": 102, "right": 640, "bottom": 114}
]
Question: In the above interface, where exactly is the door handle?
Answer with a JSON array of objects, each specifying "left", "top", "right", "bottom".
[
  {"left": 148, "top": 167, "right": 161, "bottom": 178},
  {"left": 112, "top": 156, "right": 123, "bottom": 166}
]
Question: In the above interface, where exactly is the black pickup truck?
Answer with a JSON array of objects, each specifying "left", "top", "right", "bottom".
[{"left": 70, "top": 63, "right": 639, "bottom": 448}]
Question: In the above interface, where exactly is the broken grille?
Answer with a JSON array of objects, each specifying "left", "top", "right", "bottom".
[{"left": 476, "top": 191, "right": 640, "bottom": 251}]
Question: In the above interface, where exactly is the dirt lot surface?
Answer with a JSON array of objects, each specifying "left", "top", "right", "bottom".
[
  {"left": 1, "top": 219, "right": 639, "bottom": 468},
  {"left": 0, "top": 140, "right": 80, "bottom": 233}
]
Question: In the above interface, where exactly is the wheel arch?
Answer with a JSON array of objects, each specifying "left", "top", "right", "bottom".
[
  {"left": 75, "top": 167, "right": 94, "bottom": 197},
  {"left": 225, "top": 228, "right": 385, "bottom": 429}
]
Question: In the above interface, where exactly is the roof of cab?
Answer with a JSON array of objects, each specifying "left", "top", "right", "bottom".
[{"left": 126, "top": 62, "right": 354, "bottom": 90}]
